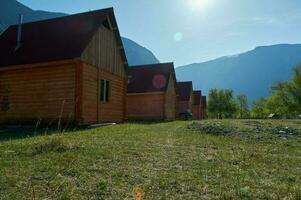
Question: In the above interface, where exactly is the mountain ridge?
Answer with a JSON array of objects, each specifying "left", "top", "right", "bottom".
[
  {"left": 176, "top": 43, "right": 301, "bottom": 102},
  {"left": 180, "top": 43, "right": 301, "bottom": 68}
]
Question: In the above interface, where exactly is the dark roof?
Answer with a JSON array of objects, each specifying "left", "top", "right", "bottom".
[
  {"left": 127, "top": 63, "right": 176, "bottom": 93},
  {"left": 177, "top": 81, "right": 193, "bottom": 101},
  {"left": 0, "top": 8, "right": 127, "bottom": 68},
  {"left": 193, "top": 91, "right": 202, "bottom": 105}
]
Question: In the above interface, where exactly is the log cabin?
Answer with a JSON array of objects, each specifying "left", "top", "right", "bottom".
[
  {"left": 126, "top": 63, "right": 177, "bottom": 120},
  {"left": 176, "top": 81, "right": 193, "bottom": 118},
  {"left": 192, "top": 90, "right": 202, "bottom": 120},
  {"left": 201, "top": 96, "right": 207, "bottom": 119},
  {"left": 0, "top": 8, "right": 128, "bottom": 125}
]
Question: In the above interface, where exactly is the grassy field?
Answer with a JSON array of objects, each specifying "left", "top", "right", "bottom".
[{"left": 0, "top": 120, "right": 301, "bottom": 199}]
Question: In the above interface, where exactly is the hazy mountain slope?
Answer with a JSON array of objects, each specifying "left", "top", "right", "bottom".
[
  {"left": 0, "top": 0, "right": 67, "bottom": 25},
  {"left": 122, "top": 37, "right": 159, "bottom": 66},
  {"left": 0, "top": 22, "right": 6, "bottom": 33},
  {"left": 0, "top": 0, "right": 160, "bottom": 66},
  {"left": 176, "top": 44, "right": 301, "bottom": 102}
]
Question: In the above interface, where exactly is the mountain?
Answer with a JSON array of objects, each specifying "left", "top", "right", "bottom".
[
  {"left": 122, "top": 37, "right": 159, "bottom": 66},
  {"left": 0, "top": 0, "right": 160, "bottom": 66},
  {"left": 0, "top": 22, "right": 6, "bottom": 33},
  {"left": 176, "top": 44, "right": 301, "bottom": 102},
  {"left": 0, "top": 0, "right": 67, "bottom": 25}
]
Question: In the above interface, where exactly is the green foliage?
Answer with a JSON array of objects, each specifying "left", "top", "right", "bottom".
[
  {"left": 251, "top": 98, "right": 268, "bottom": 119},
  {"left": 252, "top": 64, "right": 301, "bottom": 118},
  {"left": 236, "top": 94, "right": 250, "bottom": 118},
  {"left": 208, "top": 89, "right": 237, "bottom": 119}
]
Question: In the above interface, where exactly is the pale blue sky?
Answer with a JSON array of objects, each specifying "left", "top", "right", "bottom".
[{"left": 18, "top": 0, "right": 301, "bottom": 66}]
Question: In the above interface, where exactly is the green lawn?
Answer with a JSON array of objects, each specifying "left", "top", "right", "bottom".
[{"left": 0, "top": 120, "right": 301, "bottom": 199}]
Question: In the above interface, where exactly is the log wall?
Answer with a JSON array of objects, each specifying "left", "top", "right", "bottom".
[{"left": 0, "top": 62, "right": 76, "bottom": 124}]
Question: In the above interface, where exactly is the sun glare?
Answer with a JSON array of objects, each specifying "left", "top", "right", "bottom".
[{"left": 189, "top": 0, "right": 209, "bottom": 10}]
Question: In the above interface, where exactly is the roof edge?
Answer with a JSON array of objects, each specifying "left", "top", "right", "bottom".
[
  {"left": 130, "top": 62, "right": 174, "bottom": 68},
  {"left": 6, "top": 7, "right": 114, "bottom": 29}
]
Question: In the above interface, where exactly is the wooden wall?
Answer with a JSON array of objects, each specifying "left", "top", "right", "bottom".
[
  {"left": 80, "top": 23, "right": 127, "bottom": 123},
  {"left": 81, "top": 63, "right": 126, "bottom": 123},
  {"left": 98, "top": 69, "right": 126, "bottom": 122},
  {"left": 164, "top": 75, "right": 176, "bottom": 120},
  {"left": 177, "top": 101, "right": 189, "bottom": 114},
  {"left": 192, "top": 105, "right": 201, "bottom": 120},
  {"left": 0, "top": 62, "right": 76, "bottom": 124},
  {"left": 126, "top": 93, "right": 165, "bottom": 120},
  {"left": 81, "top": 63, "right": 98, "bottom": 123},
  {"left": 81, "top": 25, "right": 127, "bottom": 78},
  {"left": 177, "top": 92, "right": 193, "bottom": 116}
]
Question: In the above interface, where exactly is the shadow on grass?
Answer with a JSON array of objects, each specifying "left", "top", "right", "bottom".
[
  {"left": 127, "top": 119, "right": 193, "bottom": 125},
  {"left": 0, "top": 126, "right": 83, "bottom": 142}
]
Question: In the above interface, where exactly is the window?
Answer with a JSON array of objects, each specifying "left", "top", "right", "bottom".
[{"left": 100, "top": 80, "right": 110, "bottom": 102}]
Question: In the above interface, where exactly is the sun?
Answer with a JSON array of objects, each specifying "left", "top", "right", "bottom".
[{"left": 189, "top": 0, "right": 209, "bottom": 10}]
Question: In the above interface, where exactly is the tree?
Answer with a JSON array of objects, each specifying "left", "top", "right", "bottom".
[
  {"left": 251, "top": 64, "right": 301, "bottom": 118},
  {"left": 236, "top": 94, "right": 249, "bottom": 119},
  {"left": 269, "top": 64, "right": 301, "bottom": 117},
  {"left": 208, "top": 89, "right": 237, "bottom": 119},
  {"left": 208, "top": 89, "right": 219, "bottom": 118},
  {"left": 251, "top": 98, "right": 268, "bottom": 119}
]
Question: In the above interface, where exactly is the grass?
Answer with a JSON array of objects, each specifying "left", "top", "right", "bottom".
[{"left": 0, "top": 120, "right": 301, "bottom": 199}]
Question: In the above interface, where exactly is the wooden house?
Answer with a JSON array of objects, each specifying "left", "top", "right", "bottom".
[
  {"left": 0, "top": 8, "right": 128, "bottom": 125},
  {"left": 192, "top": 90, "right": 202, "bottom": 120},
  {"left": 126, "top": 63, "right": 177, "bottom": 120},
  {"left": 176, "top": 81, "right": 193, "bottom": 118},
  {"left": 201, "top": 96, "right": 207, "bottom": 119}
]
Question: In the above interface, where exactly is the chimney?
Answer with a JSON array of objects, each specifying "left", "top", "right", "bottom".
[{"left": 15, "top": 14, "right": 23, "bottom": 51}]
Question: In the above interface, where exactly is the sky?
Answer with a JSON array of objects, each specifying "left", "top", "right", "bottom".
[{"left": 18, "top": 0, "right": 301, "bottom": 67}]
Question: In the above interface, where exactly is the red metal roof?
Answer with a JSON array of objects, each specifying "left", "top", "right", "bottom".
[
  {"left": 193, "top": 90, "right": 202, "bottom": 105},
  {"left": 127, "top": 63, "right": 176, "bottom": 93},
  {"left": 177, "top": 81, "right": 193, "bottom": 101},
  {"left": 0, "top": 8, "right": 127, "bottom": 68}
]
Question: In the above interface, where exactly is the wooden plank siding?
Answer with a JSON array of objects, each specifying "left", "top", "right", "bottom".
[
  {"left": 98, "top": 68, "right": 127, "bottom": 122},
  {"left": 164, "top": 74, "right": 177, "bottom": 120},
  {"left": 0, "top": 62, "right": 76, "bottom": 124},
  {"left": 176, "top": 90, "right": 193, "bottom": 117},
  {"left": 126, "top": 74, "right": 176, "bottom": 121},
  {"left": 192, "top": 105, "right": 201, "bottom": 120},
  {"left": 81, "top": 63, "right": 98, "bottom": 123},
  {"left": 126, "top": 93, "right": 165, "bottom": 120},
  {"left": 81, "top": 25, "right": 127, "bottom": 78},
  {"left": 80, "top": 23, "right": 127, "bottom": 123},
  {"left": 81, "top": 62, "right": 127, "bottom": 123}
]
